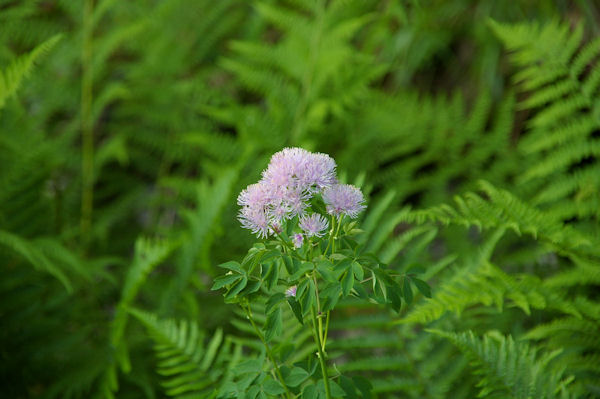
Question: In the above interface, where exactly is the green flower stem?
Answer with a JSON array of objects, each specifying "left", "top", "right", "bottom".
[
  {"left": 273, "top": 228, "right": 293, "bottom": 252},
  {"left": 243, "top": 303, "right": 292, "bottom": 399},
  {"left": 331, "top": 216, "right": 343, "bottom": 253},
  {"left": 323, "top": 311, "right": 330, "bottom": 348},
  {"left": 311, "top": 272, "right": 325, "bottom": 351},
  {"left": 325, "top": 215, "right": 335, "bottom": 255},
  {"left": 311, "top": 306, "right": 331, "bottom": 399}
]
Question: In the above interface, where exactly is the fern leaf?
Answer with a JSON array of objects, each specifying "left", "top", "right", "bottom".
[
  {"left": 0, "top": 34, "right": 61, "bottom": 108},
  {"left": 100, "top": 238, "right": 176, "bottom": 398},
  {"left": 401, "top": 180, "right": 595, "bottom": 254},
  {"left": 430, "top": 330, "right": 573, "bottom": 399},
  {"left": 0, "top": 228, "right": 72, "bottom": 292},
  {"left": 491, "top": 19, "right": 600, "bottom": 221},
  {"left": 129, "top": 308, "right": 235, "bottom": 398}
]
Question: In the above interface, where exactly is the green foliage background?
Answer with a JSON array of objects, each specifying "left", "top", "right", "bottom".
[{"left": 1, "top": 0, "right": 599, "bottom": 397}]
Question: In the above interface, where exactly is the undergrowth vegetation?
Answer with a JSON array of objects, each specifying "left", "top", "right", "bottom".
[{"left": 0, "top": 0, "right": 599, "bottom": 398}]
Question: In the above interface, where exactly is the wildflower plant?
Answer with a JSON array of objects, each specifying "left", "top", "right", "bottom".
[{"left": 213, "top": 148, "right": 429, "bottom": 398}]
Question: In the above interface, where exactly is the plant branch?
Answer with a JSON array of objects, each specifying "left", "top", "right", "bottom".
[
  {"left": 311, "top": 306, "right": 331, "bottom": 399},
  {"left": 243, "top": 303, "right": 292, "bottom": 399}
]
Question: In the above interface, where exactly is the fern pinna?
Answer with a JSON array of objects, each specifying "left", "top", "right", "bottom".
[
  {"left": 400, "top": 179, "right": 600, "bottom": 397},
  {"left": 490, "top": 19, "right": 600, "bottom": 224}
]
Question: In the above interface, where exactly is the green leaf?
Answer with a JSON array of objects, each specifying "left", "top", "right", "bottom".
[
  {"left": 353, "top": 283, "right": 369, "bottom": 300},
  {"left": 282, "top": 255, "right": 297, "bottom": 274},
  {"left": 321, "top": 282, "right": 341, "bottom": 298},
  {"left": 300, "top": 278, "right": 316, "bottom": 316},
  {"left": 352, "top": 376, "right": 373, "bottom": 399},
  {"left": 283, "top": 367, "right": 309, "bottom": 387},
  {"left": 403, "top": 277, "right": 413, "bottom": 305},
  {"left": 289, "top": 261, "right": 314, "bottom": 281},
  {"left": 261, "top": 262, "right": 273, "bottom": 279},
  {"left": 261, "top": 249, "right": 282, "bottom": 263},
  {"left": 287, "top": 297, "right": 304, "bottom": 325},
  {"left": 412, "top": 278, "right": 431, "bottom": 298},
  {"left": 296, "top": 278, "right": 310, "bottom": 299},
  {"left": 302, "top": 384, "right": 317, "bottom": 398},
  {"left": 264, "top": 307, "right": 282, "bottom": 343},
  {"left": 374, "top": 278, "right": 387, "bottom": 302},
  {"left": 247, "top": 385, "right": 261, "bottom": 399},
  {"left": 234, "top": 359, "right": 264, "bottom": 374},
  {"left": 334, "top": 258, "right": 353, "bottom": 272},
  {"left": 321, "top": 282, "right": 341, "bottom": 312},
  {"left": 219, "top": 261, "right": 244, "bottom": 274},
  {"left": 341, "top": 270, "right": 354, "bottom": 298},
  {"left": 225, "top": 275, "right": 248, "bottom": 299},
  {"left": 351, "top": 261, "right": 364, "bottom": 281},
  {"left": 330, "top": 380, "right": 347, "bottom": 397},
  {"left": 388, "top": 287, "right": 402, "bottom": 312},
  {"left": 339, "top": 375, "right": 358, "bottom": 399},
  {"left": 330, "top": 253, "right": 346, "bottom": 261},
  {"left": 242, "top": 248, "right": 261, "bottom": 268},
  {"left": 266, "top": 293, "right": 286, "bottom": 313},
  {"left": 359, "top": 253, "right": 381, "bottom": 267},
  {"left": 263, "top": 377, "right": 286, "bottom": 395},
  {"left": 316, "top": 260, "right": 337, "bottom": 282},
  {"left": 211, "top": 274, "right": 241, "bottom": 290},
  {"left": 241, "top": 279, "right": 262, "bottom": 296},
  {"left": 266, "top": 259, "right": 280, "bottom": 290}
]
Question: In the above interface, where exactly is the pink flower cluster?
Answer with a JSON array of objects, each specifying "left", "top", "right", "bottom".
[{"left": 238, "top": 148, "right": 366, "bottom": 239}]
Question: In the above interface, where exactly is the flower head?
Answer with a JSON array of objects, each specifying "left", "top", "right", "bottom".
[
  {"left": 299, "top": 213, "right": 329, "bottom": 237},
  {"left": 322, "top": 184, "right": 366, "bottom": 219},
  {"left": 237, "top": 148, "right": 364, "bottom": 238},
  {"left": 283, "top": 187, "right": 310, "bottom": 218},
  {"left": 262, "top": 148, "right": 337, "bottom": 194},
  {"left": 301, "top": 152, "right": 337, "bottom": 191},
  {"left": 238, "top": 205, "right": 270, "bottom": 238},
  {"left": 292, "top": 233, "right": 304, "bottom": 249},
  {"left": 237, "top": 181, "right": 271, "bottom": 208},
  {"left": 262, "top": 147, "right": 311, "bottom": 191}
]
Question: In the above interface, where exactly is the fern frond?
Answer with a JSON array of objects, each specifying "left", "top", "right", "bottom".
[
  {"left": 544, "top": 257, "right": 600, "bottom": 288},
  {"left": 401, "top": 180, "right": 595, "bottom": 254},
  {"left": 120, "top": 238, "right": 175, "bottom": 307},
  {"left": 0, "top": 34, "right": 61, "bottom": 108},
  {"left": 524, "top": 317, "right": 599, "bottom": 344},
  {"left": 0, "top": 229, "right": 72, "bottom": 292},
  {"left": 160, "top": 169, "right": 238, "bottom": 314},
  {"left": 431, "top": 329, "right": 573, "bottom": 399},
  {"left": 129, "top": 308, "right": 241, "bottom": 398},
  {"left": 491, "top": 19, "right": 600, "bottom": 221},
  {"left": 400, "top": 260, "right": 576, "bottom": 325},
  {"left": 524, "top": 316, "right": 600, "bottom": 392},
  {"left": 100, "top": 237, "right": 176, "bottom": 398}
]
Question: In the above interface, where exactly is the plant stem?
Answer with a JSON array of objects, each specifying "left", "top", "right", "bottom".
[
  {"left": 311, "top": 306, "right": 331, "bottom": 399},
  {"left": 325, "top": 215, "right": 335, "bottom": 255},
  {"left": 312, "top": 273, "right": 325, "bottom": 351},
  {"left": 332, "top": 216, "right": 342, "bottom": 253},
  {"left": 243, "top": 304, "right": 292, "bottom": 399},
  {"left": 81, "top": 0, "right": 94, "bottom": 245},
  {"left": 323, "top": 311, "right": 330, "bottom": 348},
  {"left": 273, "top": 228, "right": 293, "bottom": 252}
]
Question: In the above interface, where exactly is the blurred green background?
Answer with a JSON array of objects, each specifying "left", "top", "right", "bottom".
[{"left": 1, "top": 0, "right": 599, "bottom": 398}]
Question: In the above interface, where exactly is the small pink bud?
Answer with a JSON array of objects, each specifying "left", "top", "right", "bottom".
[{"left": 286, "top": 285, "right": 297, "bottom": 297}]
